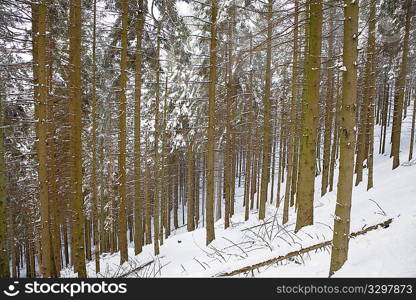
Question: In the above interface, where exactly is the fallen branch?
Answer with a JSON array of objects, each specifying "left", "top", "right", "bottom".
[
  {"left": 240, "top": 221, "right": 272, "bottom": 232},
  {"left": 118, "top": 260, "right": 154, "bottom": 278},
  {"left": 215, "top": 218, "right": 392, "bottom": 277}
]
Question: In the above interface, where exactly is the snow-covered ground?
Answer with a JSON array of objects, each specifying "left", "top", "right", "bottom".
[{"left": 62, "top": 109, "right": 416, "bottom": 278}]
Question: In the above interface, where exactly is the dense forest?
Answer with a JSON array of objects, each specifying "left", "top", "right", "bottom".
[{"left": 0, "top": 0, "right": 415, "bottom": 278}]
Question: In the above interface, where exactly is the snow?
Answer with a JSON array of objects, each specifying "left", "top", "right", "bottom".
[
  {"left": 176, "top": 1, "right": 193, "bottom": 17},
  {"left": 61, "top": 107, "right": 416, "bottom": 278}
]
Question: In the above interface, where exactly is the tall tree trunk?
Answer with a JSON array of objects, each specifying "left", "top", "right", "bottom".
[
  {"left": 409, "top": 91, "right": 416, "bottom": 161},
  {"left": 329, "top": 0, "right": 359, "bottom": 276},
  {"left": 391, "top": 0, "right": 412, "bottom": 169},
  {"left": 295, "top": 0, "right": 323, "bottom": 232},
  {"left": 145, "top": 144, "right": 152, "bottom": 245},
  {"left": 161, "top": 75, "right": 169, "bottom": 238},
  {"left": 329, "top": 72, "right": 341, "bottom": 192},
  {"left": 269, "top": 119, "right": 277, "bottom": 204},
  {"left": 69, "top": 0, "right": 87, "bottom": 277},
  {"left": 91, "top": 0, "right": 100, "bottom": 273},
  {"left": 283, "top": 0, "right": 299, "bottom": 223},
  {"left": 320, "top": 7, "right": 334, "bottom": 196},
  {"left": 224, "top": 2, "right": 235, "bottom": 228},
  {"left": 174, "top": 155, "right": 179, "bottom": 229},
  {"left": 355, "top": 0, "right": 376, "bottom": 186},
  {"left": 187, "top": 144, "right": 195, "bottom": 231},
  {"left": 206, "top": 0, "right": 218, "bottom": 245},
  {"left": 0, "top": 85, "right": 8, "bottom": 278},
  {"left": 152, "top": 21, "right": 162, "bottom": 255},
  {"left": 35, "top": 0, "right": 52, "bottom": 277},
  {"left": 244, "top": 35, "right": 255, "bottom": 221},
  {"left": 118, "top": 0, "right": 129, "bottom": 264},
  {"left": 134, "top": 0, "right": 145, "bottom": 256},
  {"left": 365, "top": 0, "right": 377, "bottom": 190},
  {"left": 99, "top": 135, "right": 106, "bottom": 254},
  {"left": 259, "top": 0, "right": 274, "bottom": 220}
]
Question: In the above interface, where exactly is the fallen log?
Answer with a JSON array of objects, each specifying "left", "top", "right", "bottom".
[{"left": 215, "top": 218, "right": 393, "bottom": 277}]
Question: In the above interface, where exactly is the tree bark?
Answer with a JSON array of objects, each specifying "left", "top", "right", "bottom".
[
  {"left": 134, "top": 0, "right": 145, "bottom": 256},
  {"left": 295, "top": 0, "right": 323, "bottom": 232},
  {"left": 391, "top": 0, "right": 412, "bottom": 169},
  {"left": 283, "top": 0, "right": 299, "bottom": 223},
  {"left": 206, "top": 0, "right": 218, "bottom": 245},
  {"left": 259, "top": 0, "right": 274, "bottom": 220},
  {"left": 118, "top": 0, "right": 129, "bottom": 264},
  {"left": 320, "top": 7, "right": 334, "bottom": 196},
  {"left": 329, "top": 0, "right": 359, "bottom": 276},
  {"left": 0, "top": 82, "right": 8, "bottom": 278}
]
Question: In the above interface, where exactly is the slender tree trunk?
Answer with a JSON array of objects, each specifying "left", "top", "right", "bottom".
[
  {"left": 161, "top": 75, "right": 169, "bottom": 239},
  {"left": 90, "top": 0, "right": 100, "bottom": 273},
  {"left": 320, "top": 7, "right": 334, "bottom": 196},
  {"left": 35, "top": 0, "right": 52, "bottom": 278},
  {"left": 118, "top": 0, "right": 129, "bottom": 264},
  {"left": 187, "top": 144, "right": 195, "bottom": 231},
  {"left": 270, "top": 119, "right": 277, "bottom": 204},
  {"left": 152, "top": 21, "right": 162, "bottom": 255},
  {"left": 224, "top": 11, "right": 233, "bottom": 228},
  {"left": 195, "top": 156, "right": 200, "bottom": 227},
  {"left": 244, "top": 36, "right": 254, "bottom": 221},
  {"left": 276, "top": 109, "right": 284, "bottom": 207},
  {"left": 355, "top": 0, "right": 376, "bottom": 186},
  {"left": 201, "top": 153, "right": 206, "bottom": 227},
  {"left": 283, "top": 0, "right": 299, "bottom": 223},
  {"left": 391, "top": 0, "right": 412, "bottom": 169},
  {"left": 174, "top": 155, "right": 179, "bottom": 229},
  {"left": 328, "top": 72, "right": 341, "bottom": 193},
  {"left": 99, "top": 136, "right": 106, "bottom": 254},
  {"left": 69, "top": 0, "right": 87, "bottom": 277},
  {"left": 379, "top": 77, "right": 389, "bottom": 154},
  {"left": 365, "top": 0, "right": 377, "bottom": 190},
  {"left": 134, "top": 0, "right": 145, "bottom": 256},
  {"left": 216, "top": 155, "right": 222, "bottom": 221},
  {"left": 145, "top": 149, "right": 152, "bottom": 245},
  {"left": 409, "top": 91, "right": 416, "bottom": 161},
  {"left": 250, "top": 127, "right": 259, "bottom": 210},
  {"left": 206, "top": 0, "right": 217, "bottom": 245},
  {"left": 0, "top": 85, "right": 8, "bottom": 278},
  {"left": 295, "top": 0, "right": 323, "bottom": 232},
  {"left": 259, "top": 0, "right": 274, "bottom": 220},
  {"left": 329, "top": 0, "right": 359, "bottom": 276}
]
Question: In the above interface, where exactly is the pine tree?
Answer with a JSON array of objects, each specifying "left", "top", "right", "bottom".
[
  {"left": 391, "top": 0, "right": 412, "bottom": 169},
  {"left": 259, "top": 0, "right": 274, "bottom": 220},
  {"left": 68, "top": 0, "right": 87, "bottom": 277},
  {"left": 295, "top": 0, "right": 323, "bottom": 232},
  {"left": 283, "top": 0, "right": 299, "bottom": 223},
  {"left": 365, "top": 0, "right": 377, "bottom": 190},
  {"left": 320, "top": 7, "right": 335, "bottom": 196},
  {"left": 134, "top": 0, "right": 145, "bottom": 256},
  {"left": 35, "top": 0, "right": 52, "bottom": 277},
  {"left": 0, "top": 84, "right": 8, "bottom": 278},
  {"left": 329, "top": 0, "right": 359, "bottom": 276},
  {"left": 117, "top": 0, "right": 129, "bottom": 264},
  {"left": 206, "top": 0, "right": 218, "bottom": 245},
  {"left": 91, "top": 0, "right": 100, "bottom": 274}
]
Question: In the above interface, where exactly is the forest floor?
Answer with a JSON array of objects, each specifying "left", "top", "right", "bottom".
[{"left": 62, "top": 112, "right": 416, "bottom": 278}]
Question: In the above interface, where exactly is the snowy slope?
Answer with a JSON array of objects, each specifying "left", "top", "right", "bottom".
[{"left": 61, "top": 109, "right": 416, "bottom": 278}]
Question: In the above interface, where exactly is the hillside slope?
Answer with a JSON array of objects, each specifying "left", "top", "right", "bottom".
[{"left": 62, "top": 113, "right": 416, "bottom": 278}]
